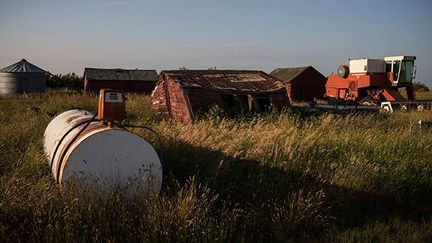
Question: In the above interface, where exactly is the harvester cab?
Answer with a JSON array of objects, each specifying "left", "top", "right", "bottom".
[{"left": 384, "top": 56, "right": 416, "bottom": 84}]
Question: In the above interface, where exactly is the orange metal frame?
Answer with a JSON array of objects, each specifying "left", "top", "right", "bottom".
[
  {"left": 98, "top": 89, "right": 126, "bottom": 125},
  {"left": 325, "top": 72, "right": 415, "bottom": 102}
]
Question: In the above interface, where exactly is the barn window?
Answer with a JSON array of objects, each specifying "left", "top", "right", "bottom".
[
  {"left": 236, "top": 95, "right": 250, "bottom": 113},
  {"left": 221, "top": 94, "right": 237, "bottom": 109},
  {"left": 220, "top": 94, "right": 247, "bottom": 116},
  {"left": 219, "top": 94, "right": 274, "bottom": 115},
  {"left": 254, "top": 96, "right": 272, "bottom": 112}
]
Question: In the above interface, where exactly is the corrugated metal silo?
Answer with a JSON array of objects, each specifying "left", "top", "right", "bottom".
[{"left": 0, "top": 59, "right": 47, "bottom": 94}]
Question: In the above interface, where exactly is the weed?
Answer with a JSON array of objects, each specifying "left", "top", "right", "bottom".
[{"left": 1, "top": 92, "right": 432, "bottom": 241}]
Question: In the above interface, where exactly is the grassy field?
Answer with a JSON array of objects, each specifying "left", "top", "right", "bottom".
[
  {"left": 400, "top": 90, "right": 432, "bottom": 100},
  {"left": 416, "top": 91, "right": 432, "bottom": 100},
  {"left": 1, "top": 90, "right": 432, "bottom": 242}
]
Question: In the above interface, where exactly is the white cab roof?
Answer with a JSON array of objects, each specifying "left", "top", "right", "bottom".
[{"left": 384, "top": 56, "right": 416, "bottom": 62}]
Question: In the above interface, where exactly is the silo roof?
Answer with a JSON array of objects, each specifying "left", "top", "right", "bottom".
[{"left": 0, "top": 59, "right": 46, "bottom": 73}]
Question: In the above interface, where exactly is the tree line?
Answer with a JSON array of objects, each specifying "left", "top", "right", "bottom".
[
  {"left": 412, "top": 82, "right": 430, "bottom": 91},
  {"left": 46, "top": 73, "right": 82, "bottom": 90}
]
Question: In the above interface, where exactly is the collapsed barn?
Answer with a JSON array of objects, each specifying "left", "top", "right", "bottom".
[
  {"left": 151, "top": 70, "right": 290, "bottom": 122},
  {"left": 83, "top": 68, "right": 158, "bottom": 94},
  {"left": 270, "top": 66, "right": 326, "bottom": 101}
]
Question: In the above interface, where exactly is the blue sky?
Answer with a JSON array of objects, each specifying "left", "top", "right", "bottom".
[{"left": 0, "top": 0, "right": 431, "bottom": 86}]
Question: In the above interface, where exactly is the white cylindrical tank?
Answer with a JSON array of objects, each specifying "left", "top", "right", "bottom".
[{"left": 43, "top": 109, "right": 162, "bottom": 192}]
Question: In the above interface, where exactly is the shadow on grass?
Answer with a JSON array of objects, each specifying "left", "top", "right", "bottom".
[{"left": 162, "top": 139, "right": 432, "bottom": 239}]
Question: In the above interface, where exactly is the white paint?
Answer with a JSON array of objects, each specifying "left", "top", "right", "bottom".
[
  {"left": 380, "top": 102, "right": 393, "bottom": 113},
  {"left": 349, "top": 59, "right": 385, "bottom": 73},
  {"left": 43, "top": 109, "right": 162, "bottom": 192},
  {"left": 384, "top": 56, "right": 416, "bottom": 62},
  {"left": 44, "top": 109, "right": 95, "bottom": 177}
]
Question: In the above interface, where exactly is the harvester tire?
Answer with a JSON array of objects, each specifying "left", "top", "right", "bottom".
[
  {"left": 337, "top": 65, "right": 350, "bottom": 78},
  {"left": 359, "top": 96, "right": 377, "bottom": 106}
]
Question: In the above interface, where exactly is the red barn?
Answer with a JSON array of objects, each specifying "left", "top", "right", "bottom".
[
  {"left": 270, "top": 66, "right": 326, "bottom": 101},
  {"left": 83, "top": 68, "right": 158, "bottom": 94},
  {"left": 151, "top": 70, "right": 290, "bottom": 122}
]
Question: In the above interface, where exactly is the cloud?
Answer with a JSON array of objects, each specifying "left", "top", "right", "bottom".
[
  {"left": 270, "top": 0, "right": 298, "bottom": 2},
  {"left": 222, "top": 42, "right": 255, "bottom": 48},
  {"left": 104, "top": 1, "right": 128, "bottom": 5}
]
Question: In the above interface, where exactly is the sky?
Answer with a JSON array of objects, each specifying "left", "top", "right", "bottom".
[{"left": 0, "top": 0, "right": 431, "bottom": 86}]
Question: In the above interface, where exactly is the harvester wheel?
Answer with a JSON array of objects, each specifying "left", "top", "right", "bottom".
[
  {"left": 337, "top": 65, "right": 350, "bottom": 78},
  {"left": 359, "top": 96, "right": 377, "bottom": 106}
]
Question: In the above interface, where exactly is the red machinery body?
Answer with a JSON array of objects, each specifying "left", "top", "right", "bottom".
[
  {"left": 326, "top": 73, "right": 414, "bottom": 102},
  {"left": 325, "top": 56, "right": 416, "bottom": 104}
]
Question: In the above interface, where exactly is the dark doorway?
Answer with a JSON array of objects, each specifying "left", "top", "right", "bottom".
[
  {"left": 221, "top": 94, "right": 236, "bottom": 109},
  {"left": 254, "top": 96, "right": 271, "bottom": 112},
  {"left": 236, "top": 95, "right": 251, "bottom": 113}
]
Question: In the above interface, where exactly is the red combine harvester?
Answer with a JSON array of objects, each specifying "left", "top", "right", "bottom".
[
  {"left": 321, "top": 56, "right": 431, "bottom": 112},
  {"left": 326, "top": 56, "right": 417, "bottom": 104}
]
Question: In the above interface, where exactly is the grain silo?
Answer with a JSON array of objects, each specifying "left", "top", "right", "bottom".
[{"left": 0, "top": 59, "right": 47, "bottom": 94}]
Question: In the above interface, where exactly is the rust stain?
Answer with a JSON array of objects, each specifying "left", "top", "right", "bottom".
[{"left": 161, "top": 70, "right": 285, "bottom": 93}]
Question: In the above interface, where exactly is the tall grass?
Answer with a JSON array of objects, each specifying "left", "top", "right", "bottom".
[{"left": 1, "top": 91, "right": 432, "bottom": 241}]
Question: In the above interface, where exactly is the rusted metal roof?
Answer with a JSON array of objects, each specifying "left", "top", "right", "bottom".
[
  {"left": 270, "top": 66, "right": 311, "bottom": 83},
  {"left": 0, "top": 59, "right": 46, "bottom": 73},
  {"left": 161, "top": 70, "right": 286, "bottom": 93},
  {"left": 84, "top": 68, "right": 158, "bottom": 81}
]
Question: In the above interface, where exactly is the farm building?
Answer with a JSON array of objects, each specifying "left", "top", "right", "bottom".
[
  {"left": 83, "top": 68, "right": 158, "bottom": 94},
  {"left": 0, "top": 59, "right": 46, "bottom": 95},
  {"left": 270, "top": 66, "right": 326, "bottom": 101},
  {"left": 151, "top": 70, "right": 290, "bottom": 122}
]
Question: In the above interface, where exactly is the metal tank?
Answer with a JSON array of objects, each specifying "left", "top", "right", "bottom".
[
  {"left": 0, "top": 59, "right": 46, "bottom": 94},
  {"left": 43, "top": 109, "right": 163, "bottom": 192}
]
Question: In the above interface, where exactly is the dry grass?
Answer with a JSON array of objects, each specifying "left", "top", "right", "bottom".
[
  {"left": 416, "top": 91, "right": 432, "bottom": 100},
  {"left": 400, "top": 90, "right": 432, "bottom": 100},
  {"left": 1, "top": 91, "right": 432, "bottom": 241}
]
